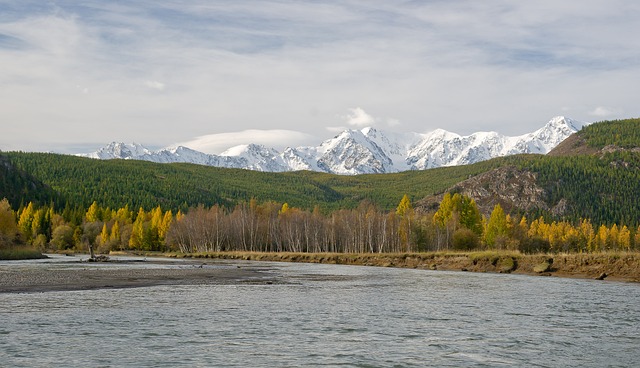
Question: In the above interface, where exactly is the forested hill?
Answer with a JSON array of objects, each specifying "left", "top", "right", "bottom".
[
  {"left": 2, "top": 118, "right": 640, "bottom": 225},
  {"left": 0, "top": 153, "right": 59, "bottom": 209},
  {"left": 1, "top": 151, "right": 498, "bottom": 212},
  {"left": 549, "top": 117, "right": 640, "bottom": 156},
  {"left": 420, "top": 118, "right": 640, "bottom": 225}
]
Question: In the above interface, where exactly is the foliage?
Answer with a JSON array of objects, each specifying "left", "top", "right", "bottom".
[
  {"left": 2, "top": 151, "right": 498, "bottom": 213},
  {"left": 0, "top": 247, "right": 45, "bottom": 260},
  {"left": 579, "top": 118, "right": 640, "bottom": 149},
  {"left": 452, "top": 228, "right": 480, "bottom": 250},
  {"left": 497, "top": 151, "right": 640, "bottom": 226},
  {"left": 0, "top": 198, "right": 18, "bottom": 247},
  {"left": 2, "top": 117, "right": 640, "bottom": 250},
  {"left": 0, "top": 154, "right": 59, "bottom": 209},
  {"left": 484, "top": 204, "right": 508, "bottom": 248}
]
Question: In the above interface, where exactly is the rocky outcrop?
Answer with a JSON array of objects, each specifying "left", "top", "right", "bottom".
[{"left": 416, "top": 166, "right": 558, "bottom": 216}]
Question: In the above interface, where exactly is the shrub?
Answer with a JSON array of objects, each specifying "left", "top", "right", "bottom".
[
  {"left": 452, "top": 228, "right": 480, "bottom": 250},
  {"left": 519, "top": 237, "right": 551, "bottom": 254}
]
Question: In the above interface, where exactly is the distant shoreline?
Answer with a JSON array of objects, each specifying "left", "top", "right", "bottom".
[
  {"left": 3, "top": 251, "right": 638, "bottom": 294},
  {"left": 162, "top": 251, "right": 640, "bottom": 283}
]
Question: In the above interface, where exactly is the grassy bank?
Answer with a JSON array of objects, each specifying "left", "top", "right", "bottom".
[
  {"left": 0, "top": 247, "right": 46, "bottom": 260},
  {"left": 156, "top": 250, "right": 640, "bottom": 283}
]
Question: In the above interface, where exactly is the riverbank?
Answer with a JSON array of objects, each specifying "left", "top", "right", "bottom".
[
  {"left": 162, "top": 251, "right": 640, "bottom": 283},
  {"left": 3, "top": 251, "right": 637, "bottom": 293},
  {"left": 0, "top": 257, "right": 276, "bottom": 293},
  {"left": 0, "top": 247, "right": 46, "bottom": 260}
]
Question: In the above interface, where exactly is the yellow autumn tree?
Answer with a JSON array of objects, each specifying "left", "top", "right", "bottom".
[
  {"left": 396, "top": 194, "right": 414, "bottom": 251},
  {"left": 579, "top": 219, "right": 595, "bottom": 252},
  {"left": 159, "top": 210, "right": 173, "bottom": 242},
  {"left": 0, "top": 198, "right": 18, "bottom": 247},
  {"left": 110, "top": 220, "right": 121, "bottom": 244},
  {"left": 17, "top": 202, "right": 35, "bottom": 243},
  {"left": 85, "top": 201, "right": 100, "bottom": 223},
  {"left": 595, "top": 225, "right": 608, "bottom": 252},
  {"left": 609, "top": 224, "right": 619, "bottom": 250},
  {"left": 100, "top": 223, "right": 109, "bottom": 245},
  {"left": 484, "top": 204, "right": 508, "bottom": 248},
  {"left": 129, "top": 207, "right": 146, "bottom": 249},
  {"left": 618, "top": 225, "right": 631, "bottom": 251}
]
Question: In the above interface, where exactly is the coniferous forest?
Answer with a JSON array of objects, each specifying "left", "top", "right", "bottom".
[{"left": 1, "top": 118, "right": 640, "bottom": 255}]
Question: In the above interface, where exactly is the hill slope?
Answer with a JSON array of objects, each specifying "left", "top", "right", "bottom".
[
  {"left": 0, "top": 153, "right": 59, "bottom": 208},
  {"left": 3, "top": 118, "right": 640, "bottom": 226},
  {"left": 3, "top": 151, "right": 498, "bottom": 212},
  {"left": 418, "top": 118, "right": 640, "bottom": 225}
]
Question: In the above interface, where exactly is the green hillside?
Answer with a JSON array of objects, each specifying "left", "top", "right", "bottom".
[
  {"left": 0, "top": 153, "right": 59, "bottom": 209},
  {"left": 2, "top": 118, "right": 640, "bottom": 226},
  {"left": 501, "top": 151, "right": 640, "bottom": 225},
  {"left": 1, "top": 152, "right": 498, "bottom": 212},
  {"left": 580, "top": 118, "right": 640, "bottom": 149}
]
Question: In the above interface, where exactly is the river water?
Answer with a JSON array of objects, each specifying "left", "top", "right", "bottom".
[{"left": 1, "top": 257, "right": 639, "bottom": 367}]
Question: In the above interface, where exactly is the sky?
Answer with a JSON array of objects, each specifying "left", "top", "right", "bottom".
[{"left": 1, "top": 1, "right": 639, "bottom": 154}]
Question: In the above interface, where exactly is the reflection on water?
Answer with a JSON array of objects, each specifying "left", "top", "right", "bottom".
[{"left": 1, "top": 259, "right": 639, "bottom": 367}]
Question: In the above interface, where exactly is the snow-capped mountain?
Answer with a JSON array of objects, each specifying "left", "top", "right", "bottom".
[{"left": 80, "top": 116, "right": 583, "bottom": 175}]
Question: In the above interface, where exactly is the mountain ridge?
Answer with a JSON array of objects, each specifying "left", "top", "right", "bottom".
[{"left": 81, "top": 116, "right": 582, "bottom": 175}]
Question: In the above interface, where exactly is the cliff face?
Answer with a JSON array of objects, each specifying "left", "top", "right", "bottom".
[{"left": 416, "top": 165, "right": 561, "bottom": 216}]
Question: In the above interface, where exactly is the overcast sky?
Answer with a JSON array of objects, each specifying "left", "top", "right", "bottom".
[{"left": 1, "top": 1, "right": 639, "bottom": 154}]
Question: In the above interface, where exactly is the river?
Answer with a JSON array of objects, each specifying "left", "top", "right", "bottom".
[{"left": 1, "top": 256, "right": 639, "bottom": 367}]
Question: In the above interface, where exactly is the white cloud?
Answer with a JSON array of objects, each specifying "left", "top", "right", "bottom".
[
  {"left": 385, "top": 118, "right": 401, "bottom": 127},
  {"left": 343, "top": 107, "right": 375, "bottom": 127},
  {"left": 1, "top": 1, "right": 640, "bottom": 152},
  {"left": 326, "top": 126, "right": 347, "bottom": 133},
  {"left": 145, "top": 80, "right": 165, "bottom": 91},
  {"left": 589, "top": 106, "right": 619, "bottom": 117},
  {"left": 174, "top": 129, "right": 314, "bottom": 154}
]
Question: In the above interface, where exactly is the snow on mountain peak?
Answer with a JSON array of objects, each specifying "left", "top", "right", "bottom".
[{"left": 81, "top": 116, "right": 582, "bottom": 175}]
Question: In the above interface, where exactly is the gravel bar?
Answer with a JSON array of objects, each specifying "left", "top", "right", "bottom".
[{"left": 0, "top": 260, "right": 277, "bottom": 293}]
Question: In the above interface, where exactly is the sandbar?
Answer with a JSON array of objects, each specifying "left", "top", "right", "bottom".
[{"left": 0, "top": 259, "right": 277, "bottom": 293}]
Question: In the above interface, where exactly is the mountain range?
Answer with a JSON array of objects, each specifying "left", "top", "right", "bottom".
[{"left": 81, "top": 116, "right": 583, "bottom": 175}]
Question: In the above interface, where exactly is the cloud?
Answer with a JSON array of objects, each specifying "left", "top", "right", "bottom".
[
  {"left": 174, "top": 129, "right": 315, "bottom": 154},
  {"left": 326, "top": 126, "right": 347, "bottom": 133},
  {"left": 343, "top": 107, "right": 376, "bottom": 127},
  {"left": 145, "top": 80, "right": 165, "bottom": 91},
  {"left": 1, "top": 1, "right": 640, "bottom": 152},
  {"left": 386, "top": 118, "right": 401, "bottom": 127},
  {"left": 589, "top": 106, "right": 619, "bottom": 117}
]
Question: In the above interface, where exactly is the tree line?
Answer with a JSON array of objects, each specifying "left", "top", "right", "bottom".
[{"left": 2, "top": 194, "right": 639, "bottom": 254}]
